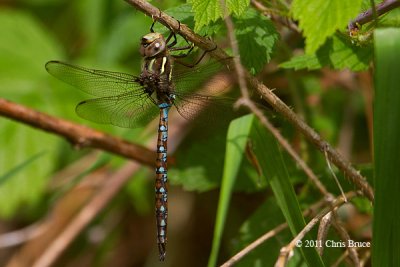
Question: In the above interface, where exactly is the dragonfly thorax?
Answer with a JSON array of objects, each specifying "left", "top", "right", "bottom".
[{"left": 139, "top": 32, "right": 175, "bottom": 107}]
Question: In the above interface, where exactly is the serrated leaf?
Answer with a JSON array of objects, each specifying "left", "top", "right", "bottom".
[
  {"left": 234, "top": 8, "right": 279, "bottom": 74},
  {"left": 157, "top": 3, "right": 196, "bottom": 30},
  {"left": 192, "top": 0, "right": 222, "bottom": 31},
  {"left": 154, "top": 3, "right": 221, "bottom": 49},
  {"left": 280, "top": 52, "right": 323, "bottom": 70},
  {"left": 280, "top": 34, "right": 372, "bottom": 71},
  {"left": 192, "top": 0, "right": 250, "bottom": 31},
  {"left": 227, "top": 0, "right": 250, "bottom": 16},
  {"left": 291, "top": 0, "right": 363, "bottom": 54}
]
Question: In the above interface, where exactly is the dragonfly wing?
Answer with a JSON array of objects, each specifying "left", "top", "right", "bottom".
[
  {"left": 172, "top": 59, "right": 233, "bottom": 123},
  {"left": 174, "top": 92, "right": 234, "bottom": 124},
  {"left": 172, "top": 58, "right": 231, "bottom": 94},
  {"left": 76, "top": 91, "right": 158, "bottom": 128},
  {"left": 46, "top": 61, "right": 143, "bottom": 97}
]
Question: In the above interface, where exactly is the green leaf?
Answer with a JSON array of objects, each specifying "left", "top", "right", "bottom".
[
  {"left": 250, "top": 120, "right": 324, "bottom": 266},
  {"left": 280, "top": 34, "right": 372, "bottom": 71},
  {"left": 234, "top": 8, "right": 279, "bottom": 74},
  {"left": 154, "top": 3, "right": 221, "bottom": 48},
  {"left": 378, "top": 8, "right": 400, "bottom": 28},
  {"left": 192, "top": 0, "right": 223, "bottom": 31},
  {"left": 208, "top": 114, "right": 255, "bottom": 267},
  {"left": 192, "top": 0, "right": 250, "bottom": 31},
  {"left": 372, "top": 28, "right": 400, "bottom": 267},
  {"left": 227, "top": 0, "right": 250, "bottom": 16},
  {"left": 291, "top": 0, "right": 363, "bottom": 53}
]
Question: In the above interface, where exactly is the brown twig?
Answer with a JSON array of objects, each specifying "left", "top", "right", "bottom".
[
  {"left": 275, "top": 192, "right": 356, "bottom": 267},
  {"left": 30, "top": 162, "right": 140, "bottom": 267},
  {"left": 221, "top": 222, "right": 288, "bottom": 267},
  {"left": 222, "top": 0, "right": 329, "bottom": 197},
  {"left": 348, "top": 0, "right": 400, "bottom": 31},
  {"left": 331, "top": 213, "right": 360, "bottom": 266},
  {"left": 241, "top": 98, "right": 331, "bottom": 197},
  {"left": 124, "top": 0, "right": 374, "bottom": 202},
  {"left": 316, "top": 211, "right": 332, "bottom": 255},
  {"left": 0, "top": 223, "right": 47, "bottom": 248},
  {"left": 0, "top": 98, "right": 155, "bottom": 166},
  {"left": 5, "top": 73, "right": 232, "bottom": 267},
  {"left": 220, "top": 198, "right": 327, "bottom": 266},
  {"left": 251, "top": 0, "right": 300, "bottom": 32}
]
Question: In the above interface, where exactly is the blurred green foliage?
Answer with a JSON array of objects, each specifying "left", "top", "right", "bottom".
[{"left": 0, "top": 0, "right": 389, "bottom": 266}]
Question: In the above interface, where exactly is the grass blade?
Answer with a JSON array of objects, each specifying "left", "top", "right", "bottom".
[
  {"left": 250, "top": 120, "right": 324, "bottom": 266},
  {"left": 372, "top": 28, "right": 400, "bottom": 266},
  {"left": 0, "top": 151, "right": 46, "bottom": 186},
  {"left": 207, "top": 114, "right": 255, "bottom": 267}
]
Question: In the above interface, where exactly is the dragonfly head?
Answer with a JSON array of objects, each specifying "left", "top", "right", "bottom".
[{"left": 140, "top": 32, "right": 167, "bottom": 58}]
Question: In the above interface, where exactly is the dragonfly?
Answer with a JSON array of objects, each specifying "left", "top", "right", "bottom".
[{"left": 46, "top": 22, "right": 230, "bottom": 261}]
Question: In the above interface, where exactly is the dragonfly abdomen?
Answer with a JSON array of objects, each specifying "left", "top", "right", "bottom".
[{"left": 155, "top": 105, "right": 170, "bottom": 261}]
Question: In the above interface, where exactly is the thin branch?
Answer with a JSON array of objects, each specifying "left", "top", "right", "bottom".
[
  {"left": 0, "top": 223, "right": 47, "bottom": 248},
  {"left": 251, "top": 0, "right": 300, "bottom": 32},
  {"left": 359, "top": 249, "right": 371, "bottom": 267},
  {"left": 223, "top": 0, "right": 330, "bottom": 197},
  {"left": 324, "top": 149, "right": 347, "bottom": 202},
  {"left": 275, "top": 192, "right": 356, "bottom": 267},
  {"left": 331, "top": 213, "right": 360, "bottom": 266},
  {"left": 348, "top": 0, "right": 400, "bottom": 31},
  {"left": 316, "top": 211, "right": 332, "bottom": 255},
  {"left": 0, "top": 98, "right": 155, "bottom": 166},
  {"left": 220, "top": 198, "right": 327, "bottom": 266},
  {"left": 221, "top": 0, "right": 249, "bottom": 99},
  {"left": 124, "top": 0, "right": 374, "bottom": 202},
  {"left": 6, "top": 73, "right": 232, "bottom": 267},
  {"left": 249, "top": 80, "right": 374, "bottom": 202},
  {"left": 31, "top": 162, "right": 140, "bottom": 267},
  {"left": 240, "top": 98, "right": 331, "bottom": 197},
  {"left": 221, "top": 222, "right": 288, "bottom": 267}
]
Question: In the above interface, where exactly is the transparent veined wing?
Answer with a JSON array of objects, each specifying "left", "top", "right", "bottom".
[
  {"left": 45, "top": 60, "right": 143, "bottom": 97},
  {"left": 172, "top": 58, "right": 234, "bottom": 123},
  {"left": 173, "top": 91, "right": 235, "bottom": 126},
  {"left": 172, "top": 58, "right": 231, "bottom": 95},
  {"left": 76, "top": 91, "right": 159, "bottom": 128}
]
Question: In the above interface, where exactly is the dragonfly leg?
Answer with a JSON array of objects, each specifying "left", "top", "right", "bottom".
[
  {"left": 173, "top": 42, "right": 218, "bottom": 68},
  {"left": 166, "top": 20, "right": 179, "bottom": 47},
  {"left": 150, "top": 9, "right": 163, "bottom": 33},
  {"left": 166, "top": 30, "right": 177, "bottom": 48}
]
